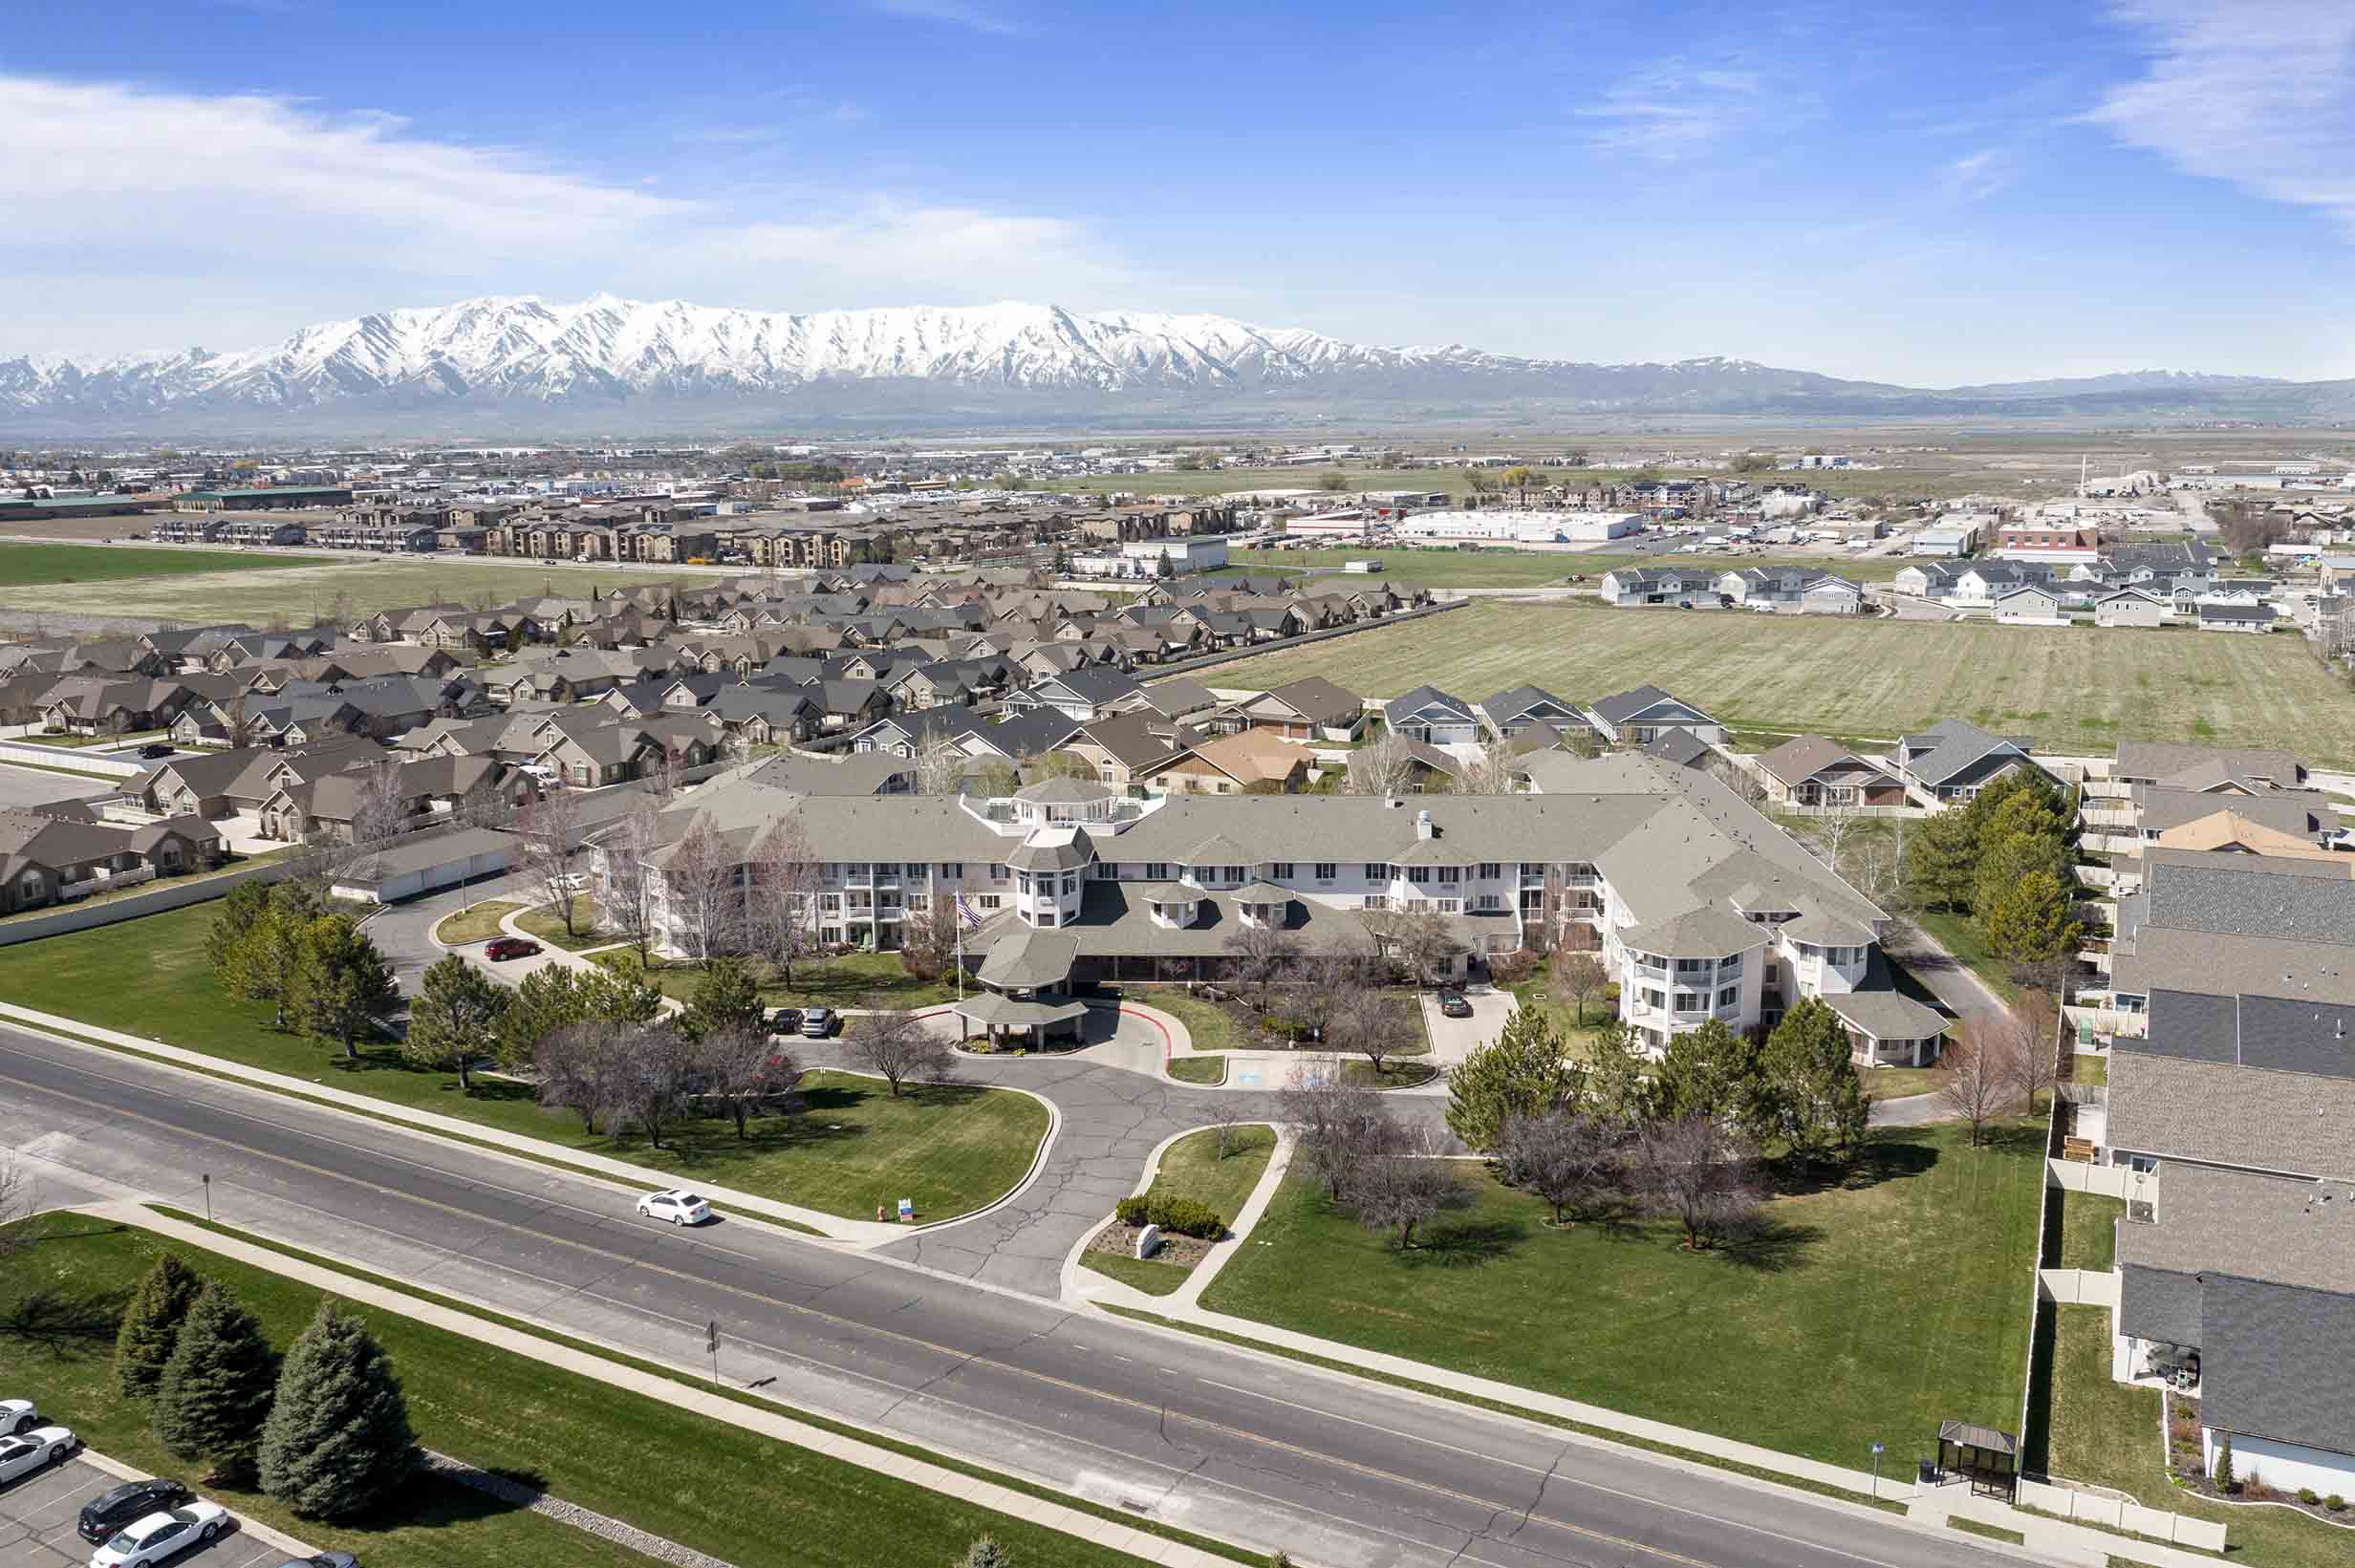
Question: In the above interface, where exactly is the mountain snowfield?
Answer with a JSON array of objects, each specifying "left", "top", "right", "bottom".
[{"left": 0, "top": 295, "right": 2343, "bottom": 433}]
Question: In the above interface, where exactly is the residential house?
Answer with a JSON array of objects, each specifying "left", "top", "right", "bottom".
[
  {"left": 2094, "top": 589, "right": 2169, "bottom": 628},
  {"left": 0, "top": 802, "right": 224, "bottom": 912},
  {"left": 1752, "top": 736, "right": 1908, "bottom": 807},
  {"left": 1382, "top": 685, "right": 1481, "bottom": 746},
  {"left": 1476, "top": 685, "right": 1587, "bottom": 742},
  {"left": 1223, "top": 677, "right": 1368, "bottom": 742},
  {"left": 1893, "top": 720, "right": 2044, "bottom": 805},
  {"left": 1143, "top": 729, "right": 1315, "bottom": 795},
  {"left": 1584, "top": 686, "right": 1726, "bottom": 749}
]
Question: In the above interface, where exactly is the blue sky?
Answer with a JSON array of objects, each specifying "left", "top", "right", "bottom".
[{"left": 5, "top": 0, "right": 2352, "bottom": 383}]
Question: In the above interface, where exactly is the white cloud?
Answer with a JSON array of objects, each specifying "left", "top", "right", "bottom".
[
  {"left": 0, "top": 74, "right": 1138, "bottom": 356},
  {"left": 2091, "top": 1, "right": 2355, "bottom": 234},
  {"left": 1941, "top": 148, "right": 2013, "bottom": 201},
  {"left": 869, "top": 0, "right": 1023, "bottom": 35},
  {"left": 1574, "top": 59, "right": 1764, "bottom": 162}
]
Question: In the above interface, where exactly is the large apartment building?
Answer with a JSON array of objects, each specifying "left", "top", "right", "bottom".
[{"left": 609, "top": 749, "right": 1940, "bottom": 1062}]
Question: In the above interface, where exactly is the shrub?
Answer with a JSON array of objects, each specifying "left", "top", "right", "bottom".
[
  {"left": 2297, "top": 1489, "right": 2319, "bottom": 1506},
  {"left": 1146, "top": 1194, "right": 1224, "bottom": 1239},
  {"left": 2324, "top": 1494, "right": 2344, "bottom": 1512},
  {"left": 1114, "top": 1195, "right": 1150, "bottom": 1227}
]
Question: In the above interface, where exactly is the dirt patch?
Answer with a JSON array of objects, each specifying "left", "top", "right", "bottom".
[{"left": 1090, "top": 1221, "right": 1216, "bottom": 1270}]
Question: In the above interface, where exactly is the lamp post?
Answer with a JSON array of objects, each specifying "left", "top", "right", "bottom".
[{"left": 1869, "top": 1440, "right": 1885, "bottom": 1500}]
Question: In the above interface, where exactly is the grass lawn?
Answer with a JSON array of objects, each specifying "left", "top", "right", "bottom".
[
  {"left": 1178, "top": 600, "right": 2355, "bottom": 766},
  {"left": 599, "top": 948, "right": 961, "bottom": 1008},
  {"left": 2023, "top": 1305, "right": 2338, "bottom": 1568},
  {"left": 513, "top": 894, "right": 608, "bottom": 951},
  {"left": 1860, "top": 1065, "right": 1943, "bottom": 1102},
  {"left": 432, "top": 899, "right": 522, "bottom": 946},
  {"left": 1913, "top": 909, "right": 2021, "bottom": 1004},
  {"left": 2072, "top": 1053, "right": 2108, "bottom": 1088},
  {"left": 1134, "top": 990, "right": 1246, "bottom": 1051},
  {"left": 1505, "top": 980, "right": 1615, "bottom": 1061},
  {"left": 1078, "top": 1251, "right": 1194, "bottom": 1296},
  {"left": 0, "top": 556, "right": 735, "bottom": 628},
  {"left": 1341, "top": 1060, "right": 1440, "bottom": 1088},
  {"left": 0, "top": 1214, "right": 1148, "bottom": 1568},
  {"left": 1167, "top": 1055, "right": 1226, "bottom": 1085},
  {"left": 2050, "top": 1190, "right": 2123, "bottom": 1274},
  {"left": 0, "top": 541, "right": 327, "bottom": 586},
  {"left": 0, "top": 905, "right": 1044, "bottom": 1222},
  {"left": 1202, "top": 1118, "right": 2044, "bottom": 1471},
  {"left": 1948, "top": 1517, "right": 2026, "bottom": 1545},
  {"left": 14, "top": 727, "right": 168, "bottom": 748}
]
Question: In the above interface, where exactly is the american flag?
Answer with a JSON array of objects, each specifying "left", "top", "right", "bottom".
[{"left": 954, "top": 891, "right": 983, "bottom": 930}]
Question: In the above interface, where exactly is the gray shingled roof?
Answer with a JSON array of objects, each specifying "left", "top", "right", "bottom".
[
  {"left": 2106, "top": 1050, "right": 2355, "bottom": 1177},
  {"left": 2200, "top": 1275, "right": 2355, "bottom": 1458},
  {"left": 2117, "top": 1164, "right": 2355, "bottom": 1295}
]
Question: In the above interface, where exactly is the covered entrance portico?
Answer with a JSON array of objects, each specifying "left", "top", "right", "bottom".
[{"left": 956, "top": 928, "right": 1088, "bottom": 1049}]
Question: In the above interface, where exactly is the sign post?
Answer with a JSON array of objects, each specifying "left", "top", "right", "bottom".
[
  {"left": 1869, "top": 1440, "right": 1885, "bottom": 1500},
  {"left": 897, "top": 1197, "right": 915, "bottom": 1223},
  {"left": 201, "top": 1172, "right": 211, "bottom": 1224},
  {"left": 706, "top": 1321, "right": 720, "bottom": 1389}
]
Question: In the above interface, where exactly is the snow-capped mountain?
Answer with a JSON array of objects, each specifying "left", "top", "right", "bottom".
[{"left": 2, "top": 295, "right": 2346, "bottom": 435}]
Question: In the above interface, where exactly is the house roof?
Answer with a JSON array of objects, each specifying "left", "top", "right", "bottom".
[
  {"left": 1382, "top": 684, "right": 1474, "bottom": 724},
  {"left": 2116, "top": 1163, "right": 2355, "bottom": 1296},
  {"left": 2114, "top": 741, "right": 2304, "bottom": 792},
  {"left": 1589, "top": 684, "right": 1714, "bottom": 727},
  {"left": 2199, "top": 1273, "right": 2355, "bottom": 1458},
  {"left": 1263, "top": 676, "right": 1362, "bottom": 726},
  {"left": 1642, "top": 729, "right": 1714, "bottom": 767},
  {"left": 1896, "top": 718, "right": 2033, "bottom": 786},
  {"left": 1477, "top": 684, "right": 1578, "bottom": 727},
  {"left": 2107, "top": 1049, "right": 2355, "bottom": 1176},
  {"left": 974, "top": 929, "right": 1081, "bottom": 990},
  {"left": 1755, "top": 735, "right": 1877, "bottom": 789},
  {"left": 1824, "top": 989, "right": 1948, "bottom": 1041}
]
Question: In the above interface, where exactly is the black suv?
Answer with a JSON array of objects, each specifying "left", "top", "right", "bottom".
[{"left": 77, "top": 1478, "right": 193, "bottom": 1543}]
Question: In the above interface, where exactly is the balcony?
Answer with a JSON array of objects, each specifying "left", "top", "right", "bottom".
[{"left": 1631, "top": 961, "right": 1669, "bottom": 980}]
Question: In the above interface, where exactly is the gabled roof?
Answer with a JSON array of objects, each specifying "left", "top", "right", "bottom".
[
  {"left": 1383, "top": 684, "right": 1475, "bottom": 723},
  {"left": 1896, "top": 719, "right": 2033, "bottom": 785},
  {"left": 1477, "top": 684, "right": 1579, "bottom": 727},
  {"left": 1589, "top": 684, "right": 1714, "bottom": 727}
]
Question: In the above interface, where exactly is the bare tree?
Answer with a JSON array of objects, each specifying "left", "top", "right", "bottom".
[
  {"left": 1345, "top": 732, "right": 1418, "bottom": 797},
  {"left": 2010, "top": 993, "right": 2061, "bottom": 1112},
  {"left": 694, "top": 1024, "right": 795, "bottom": 1140},
  {"left": 514, "top": 790, "right": 585, "bottom": 937},
  {"left": 1346, "top": 1127, "right": 1473, "bottom": 1250},
  {"left": 455, "top": 770, "right": 519, "bottom": 832},
  {"left": 1551, "top": 950, "right": 1610, "bottom": 1024},
  {"left": 1636, "top": 1115, "right": 1762, "bottom": 1251},
  {"left": 662, "top": 812, "right": 739, "bottom": 965},
  {"left": 598, "top": 805, "right": 659, "bottom": 962},
  {"left": 532, "top": 1020, "right": 627, "bottom": 1135},
  {"left": 1200, "top": 1097, "right": 1248, "bottom": 1161},
  {"left": 650, "top": 744, "right": 684, "bottom": 806},
  {"left": 1221, "top": 919, "right": 1300, "bottom": 1013},
  {"left": 915, "top": 741, "right": 967, "bottom": 796},
  {"left": 745, "top": 815, "right": 822, "bottom": 986},
  {"left": 1496, "top": 1111, "right": 1620, "bottom": 1227},
  {"left": 1804, "top": 803, "right": 1864, "bottom": 875},
  {"left": 898, "top": 888, "right": 961, "bottom": 983},
  {"left": 1710, "top": 754, "right": 1770, "bottom": 806},
  {"left": 1331, "top": 986, "right": 1415, "bottom": 1076},
  {"left": 1275, "top": 1067, "right": 1404, "bottom": 1201},
  {"left": 0, "top": 1155, "right": 30, "bottom": 1259},
  {"left": 1455, "top": 740, "right": 1521, "bottom": 796},
  {"left": 346, "top": 761, "right": 410, "bottom": 851},
  {"left": 1362, "top": 904, "right": 1460, "bottom": 987},
  {"left": 1935, "top": 1022, "right": 2019, "bottom": 1148},
  {"left": 604, "top": 1021, "right": 698, "bottom": 1150},
  {"left": 848, "top": 999, "right": 953, "bottom": 1098}
]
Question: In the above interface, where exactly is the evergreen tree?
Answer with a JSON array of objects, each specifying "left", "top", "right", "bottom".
[
  {"left": 497, "top": 964, "right": 584, "bottom": 1067},
  {"left": 290, "top": 914, "right": 400, "bottom": 1061},
  {"left": 579, "top": 961, "right": 666, "bottom": 1026},
  {"left": 1902, "top": 809, "right": 1977, "bottom": 913},
  {"left": 1653, "top": 1018, "right": 1768, "bottom": 1136},
  {"left": 1444, "top": 1006, "right": 1585, "bottom": 1152},
  {"left": 403, "top": 955, "right": 510, "bottom": 1091},
  {"left": 115, "top": 1253, "right": 203, "bottom": 1397},
  {"left": 2214, "top": 1434, "right": 2236, "bottom": 1493},
  {"left": 205, "top": 883, "right": 271, "bottom": 982},
  {"left": 258, "top": 1301, "right": 419, "bottom": 1519},
  {"left": 1584, "top": 1020, "right": 1655, "bottom": 1129},
  {"left": 224, "top": 906, "right": 306, "bottom": 1028},
  {"left": 959, "top": 1536, "right": 1013, "bottom": 1568},
  {"left": 1758, "top": 999, "right": 1869, "bottom": 1168},
  {"left": 154, "top": 1282, "right": 280, "bottom": 1482},
  {"left": 680, "top": 955, "right": 764, "bottom": 1043},
  {"left": 1971, "top": 829, "right": 2072, "bottom": 923},
  {"left": 1980, "top": 870, "right": 2084, "bottom": 989}
]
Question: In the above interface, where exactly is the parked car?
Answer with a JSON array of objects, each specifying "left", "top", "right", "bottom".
[
  {"left": 79, "top": 1479, "right": 194, "bottom": 1544},
  {"left": 272, "top": 1554, "right": 359, "bottom": 1567},
  {"left": 88, "top": 1500, "right": 232, "bottom": 1567},
  {"left": 799, "top": 1006, "right": 834, "bottom": 1039},
  {"left": 1435, "top": 989, "right": 1474, "bottom": 1019},
  {"left": 0, "top": 1424, "right": 76, "bottom": 1484},
  {"left": 636, "top": 1190, "right": 711, "bottom": 1226},
  {"left": 136, "top": 742, "right": 172, "bottom": 759},
  {"left": 0, "top": 1398, "right": 41, "bottom": 1435},
  {"left": 765, "top": 1006, "right": 803, "bottom": 1036},
  {"left": 483, "top": 937, "right": 542, "bottom": 961}
]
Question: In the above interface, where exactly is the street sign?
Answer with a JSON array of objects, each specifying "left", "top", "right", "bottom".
[
  {"left": 897, "top": 1197, "right": 915, "bottom": 1222},
  {"left": 706, "top": 1321, "right": 719, "bottom": 1354}
]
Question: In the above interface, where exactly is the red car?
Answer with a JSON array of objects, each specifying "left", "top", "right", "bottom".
[{"left": 483, "top": 937, "right": 542, "bottom": 961}]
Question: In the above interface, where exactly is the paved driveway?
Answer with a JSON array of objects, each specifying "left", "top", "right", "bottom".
[
  {"left": 0, "top": 1454, "right": 282, "bottom": 1568},
  {"left": 1418, "top": 984, "right": 1511, "bottom": 1065}
]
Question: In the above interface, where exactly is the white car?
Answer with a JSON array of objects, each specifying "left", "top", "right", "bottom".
[
  {"left": 89, "top": 1501, "right": 232, "bottom": 1567},
  {"left": 637, "top": 1189, "right": 711, "bottom": 1226},
  {"left": 0, "top": 1424, "right": 76, "bottom": 1483},
  {"left": 0, "top": 1398, "right": 48, "bottom": 1435}
]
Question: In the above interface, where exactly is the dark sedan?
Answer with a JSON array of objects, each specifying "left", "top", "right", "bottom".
[
  {"left": 77, "top": 1477, "right": 193, "bottom": 1544},
  {"left": 1435, "top": 988, "right": 1474, "bottom": 1019}
]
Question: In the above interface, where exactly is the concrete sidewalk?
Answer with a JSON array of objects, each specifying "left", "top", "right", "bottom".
[{"left": 103, "top": 1203, "right": 1234, "bottom": 1568}]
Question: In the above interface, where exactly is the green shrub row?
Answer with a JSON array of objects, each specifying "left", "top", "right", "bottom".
[{"left": 1113, "top": 1193, "right": 1223, "bottom": 1239}]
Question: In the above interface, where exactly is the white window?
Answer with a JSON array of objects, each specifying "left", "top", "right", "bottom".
[
  {"left": 978, "top": 894, "right": 1002, "bottom": 912},
  {"left": 1364, "top": 862, "right": 1391, "bottom": 880},
  {"left": 1717, "top": 985, "right": 1739, "bottom": 1007},
  {"left": 1271, "top": 861, "right": 1296, "bottom": 879},
  {"left": 1313, "top": 862, "right": 1336, "bottom": 880},
  {"left": 1437, "top": 866, "right": 1461, "bottom": 885},
  {"left": 1478, "top": 862, "right": 1502, "bottom": 880},
  {"left": 990, "top": 864, "right": 1009, "bottom": 882}
]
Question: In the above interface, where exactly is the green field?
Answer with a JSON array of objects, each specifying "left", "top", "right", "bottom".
[
  {"left": 0, "top": 905, "right": 1044, "bottom": 1222},
  {"left": 1220, "top": 543, "right": 1907, "bottom": 591},
  {"left": 1186, "top": 601, "right": 2355, "bottom": 765},
  {"left": 595, "top": 948, "right": 962, "bottom": 1009},
  {"left": 0, "top": 1214, "right": 1146, "bottom": 1568},
  {"left": 0, "top": 541, "right": 328, "bottom": 587},
  {"left": 1201, "top": 1120, "right": 2044, "bottom": 1471},
  {"left": 0, "top": 554, "right": 733, "bottom": 626},
  {"left": 1079, "top": 1124, "right": 1277, "bottom": 1296}
]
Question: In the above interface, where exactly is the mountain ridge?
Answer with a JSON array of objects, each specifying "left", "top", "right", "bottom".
[{"left": 3, "top": 295, "right": 2350, "bottom": 436}]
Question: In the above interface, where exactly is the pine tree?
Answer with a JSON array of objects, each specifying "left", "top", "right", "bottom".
[
  {"left": 116, "top": 1253, "right": 203, "bottom": 1397},
  {"left": 290, "top": 914, "right": 400, "bottom": 1061},
  {"left": 497, "top": 964, "right": 584, "bottom": 1068},
  {"left": 2215, "top": 1434, "right": 2236, "bottom": 1493},
  {"left": 404, "top": 955, "right": 509, "bottom": 1092},
  {"left": 205, "top": 883, "right": 271, "bottom": 982},
  {"left": 1759, "top": 999, "right": 1869, "bottom": 1168},
  {"left": 1902, "top": 809, "right": 1977, "bottom": 913},
  {"left": 1980, "top": 870, "right": 2083, "bottom": 983},
  {"left": 258, "top": 1301, "right": 419, "bottom": 1519},
  {"left": 153, "top": 1281, "right": 280, "bottom": 1482},
  {"left": 1585, "top": 1020, "right": 1655, "bottom": 1129},
  {"left": 681, "top": 955, "right": 764, "bottom": 1042},
  {"left": 1444, "top": 1006, "right": 1584, "bottom": 1152},
  {"left": 223, "top": 906, "right": 306, "bottom": 1029},
  {"left": 1653, "top": 1018, "right": 1763, "bottom": 1132}
]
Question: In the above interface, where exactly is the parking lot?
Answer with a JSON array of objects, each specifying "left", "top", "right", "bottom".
[{"left": 0, "top": 1453, "right": 286, "bottom": 1568}]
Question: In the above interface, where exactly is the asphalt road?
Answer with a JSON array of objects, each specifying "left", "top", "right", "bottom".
[{"left": 0, "top": 1023, "right": 2017, "bottom": 1568}]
